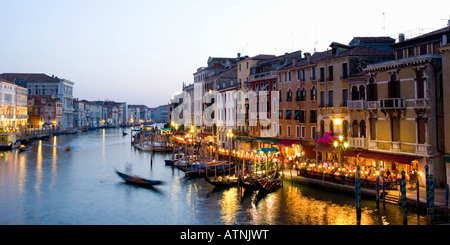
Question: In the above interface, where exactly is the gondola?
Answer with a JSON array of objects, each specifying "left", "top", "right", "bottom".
[
  {"left": 205, "top": 175, "right": 238, "bottom": 187},
  {"left": 18, "top": 144, "right": 33, "bottom": 153},
  {"left": 115, "top": 170, "right": 163, "bottom": 187},
  {"left": 238, "top": 175, "right": 259, "bottom": 189},
  {"left": 256, "top": 175, "right": 283, "bottom": 193}
]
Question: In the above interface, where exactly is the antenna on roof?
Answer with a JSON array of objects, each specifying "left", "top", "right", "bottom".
[
  {"left": 382, "top": 12, "right": 386, "bottom": 35},
  {"left": 440, "top": 15, "right": 450, "bottom": 26},
  {"left": 313, "top": 27, "right": 318, "bottom": 52}
]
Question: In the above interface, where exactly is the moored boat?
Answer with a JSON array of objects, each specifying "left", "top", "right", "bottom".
[
  {"left": 256, "top": 174, "right": 283, "bottom": 193},
  {"left": 205, "top": 175, "right": 238, "bottom": 187},
  {"left": 0, "top": 133, "right": 20, "bottom": 150},
  {"left": 165, "top": 152, "right": 185, "bottom": 165},
  {"left": 18, "top": 144, "right": 33, "bottom": 152}
]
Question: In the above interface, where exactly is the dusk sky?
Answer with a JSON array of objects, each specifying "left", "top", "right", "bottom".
[{"left": 0, "top": 0, "right": 448, "bottom": 108}]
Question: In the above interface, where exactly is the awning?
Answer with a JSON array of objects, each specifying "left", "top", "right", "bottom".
[
  {"left": 255, "top": 137, "right": 281, "bottom": 144},
  {"left": 257, "top": 147, "right": 279, "bottom": 154},
  {"left": 278, "top": 139, "right": 302, "bottom": 147},
  {"left": 235, "top": 136, "right": 251, "bottom": 143},
  {"left": 358, "top": 151, "right": 421, "bottom": 165},
  {"left": 342, "top": 149, "right": 367, "bottom": 157},
  {"left": 313, "top": 144, "right": 339, "bottom": 153},
  {"left": 197, "top": 133, "right": 212, "bottom": 137}
]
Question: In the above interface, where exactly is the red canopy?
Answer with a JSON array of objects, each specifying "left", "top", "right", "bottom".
[
  {"left": 278, "top": 139, "right": 302, "bottom": 147},
  {"left": 358, "top": 151, "right": 421, "bottom": 165}
]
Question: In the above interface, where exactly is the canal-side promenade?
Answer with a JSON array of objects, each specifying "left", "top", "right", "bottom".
[{"left": 283, "top": 169, "right": 449, "bottom": 209}]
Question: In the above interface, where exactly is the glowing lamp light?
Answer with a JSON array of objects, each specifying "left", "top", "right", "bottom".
[{"left": 333, "top": 118, "right": 342, "bottom": 126}]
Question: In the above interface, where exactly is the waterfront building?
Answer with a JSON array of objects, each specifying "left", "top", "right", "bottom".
[
  {"left": 234, "top": 54, "right": 274, "bottom": 151},
  {"left": 0, "top": 78, "right": 28, "bottom": 131},
  {"left": 199, "top": 55, "right": 243, "bottom": 147},
  {"left": 95, "top": 100, "right": 124, "bottom": 127},
  {"left": 28, "top": 95, "right": 63, "bottom": 129},
  {"left": 78, "top": 100, "right": 102, "bottom": 128},
  {"left": 441, "top": 27, "right": 450, "bottom": 186},
  {"left": 153, "top": 104, "right": 169, "bottom": 123},
  {"left": 73, "top": 99, "right": 88, "bottom": 129},
  {"left": 128, "top": 104, "right": 151, "bottom": 125},
  {"left": 363, "top": 26, "right": 450, "bottom": 187},
  {"left": 277, "top": 52, "right": 318, "bottom": 159},
  {"left": 216, "top": 66, "right": 238, "bottom": 149},
  {"left": 182, "top": 82, "right": 195, "bottom": 126},
  {"left": 0, "top": 73, "right": 74, "bottom": 130},
  {"left": 248, "top": 51, "right": 302, "bottom": 152},
  {"left": 314, "top": 39, "right": 394, "bottom": 163}
]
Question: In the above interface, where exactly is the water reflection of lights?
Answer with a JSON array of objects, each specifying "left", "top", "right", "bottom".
[
  {"left": 284, "top": 185, "right": 378, "bottom": 225},
  {"left": 35, "top": 140, "right": 43, "bottom": 196},
  {"left": 219, "top": 188, "right": 240, "bottom": 225},
  {"left": 186, "top": 183, "right": 200, "bottom": 221}
]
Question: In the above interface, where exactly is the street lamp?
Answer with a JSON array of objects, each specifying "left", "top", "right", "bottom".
[
  {"left": 333, "top": 134, "right": 348, "bottom": 167},
  {"left": 226, "top": 128, "right": 234, "bottom": 175}
]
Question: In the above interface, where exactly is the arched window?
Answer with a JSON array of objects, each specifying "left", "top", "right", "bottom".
[
  {"left": 367, "top": 77, "right": 377, "bottom": 101},
  {"left": 320, "top": 120, "right": 325, "bottom": 136},
  {"left": 359, "top": 85, "right": 365, "bottom": 100},
  {"left": 310, "top": 86, "right": 317, "bottom": 101},
  {"left": 301, "top": 87, "right": 306, "bottom": 101},
  {"left": 388, "top": 74, "right": 400, "bottom": 98},
  {"left": 351, "top": 86, "right": 359, "bottom": 100},
  {"left": 416, "top": 70, "right": 425, "bottom": 99},
  {"left": 360, "top": 120, "right": 366, "bottom": 138},
  {"left": 352, "top": 120, "right": 359, "bottom": 137},
  {"left": 343, "top": 120, "right": 349, "bottom": 137},
  {"left": 287, "top": 89, "right": 292, "bottom": 101},
  {"left": 296, "top": 87, "right": 301, "bottom": 101},
  {"left": 329, "top": 120, "right": 334, "bottom": 134}
]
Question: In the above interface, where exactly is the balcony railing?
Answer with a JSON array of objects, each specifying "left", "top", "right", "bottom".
[
  {"left": 249, "top": 71, "right": 277, "bottom": 81},
  {"left": 379, "top": 98, "right": 405, "bottom": 109},
  {"left": 366, "top": 101, "right": 378, "bottom": 109},
  {"left": 413, "top": 98, "right": 429, "bottom": 108},
  {"left": 347, "top": 100, "right": 366, "bottom": 110},
  {"left": 348, "top": 137, "right": 368, "bottom": 148}
]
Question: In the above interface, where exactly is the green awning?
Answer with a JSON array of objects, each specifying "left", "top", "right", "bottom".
[
  {"left": 235, "top": 136, "right": 250, "bottom": 143},
  {"left": 255, "top": 137, "right": 281, "bottom": 144},
  {"left": 257, "top": 147, "right": 279, "bottom": 154}
]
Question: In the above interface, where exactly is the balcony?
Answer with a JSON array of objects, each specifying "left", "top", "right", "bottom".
[
  {"left": 379, "top": 98, "right": 405, "bottom": 109},
  {"left": 366, "top": 101, "right": 378, "bottom": 109},
  {"left": 348, "top": 137, "right": 368, "bottom": 148},
  {"left": 347, "top": 100, "right": 366, "bottom": 110},
  {"left": 249, "top": 71, "right": 277, "bottom": 82}
]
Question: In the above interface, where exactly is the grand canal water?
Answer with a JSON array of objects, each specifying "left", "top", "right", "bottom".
[{"left": 0, "top": 128, "right": 428, "bottom": 225}]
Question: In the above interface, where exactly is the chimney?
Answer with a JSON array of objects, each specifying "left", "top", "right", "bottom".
[
  {"left": 398, "top": 33, "right": 405, "bottom": 42},
  {"left": 304, "top": 52, "right": 311, "bottom": 64},
  {"left": 237, "top": 53, "right": 241, "bottom": 59}
]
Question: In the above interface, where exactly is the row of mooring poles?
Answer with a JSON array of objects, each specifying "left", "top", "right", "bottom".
[{"left": 361, "top": 164, "right": 450, "bottom": 225}]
